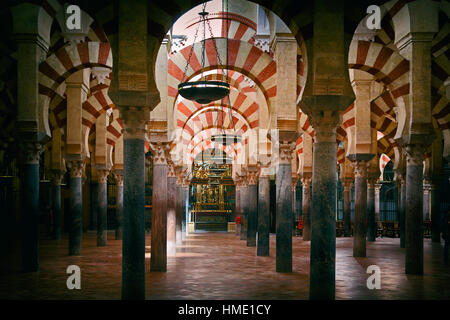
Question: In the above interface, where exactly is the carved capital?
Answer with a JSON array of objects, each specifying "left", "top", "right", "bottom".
[
  {"left": 20, "top": 142, "right": 43, "bottom": 164},
  {"left": 113, "top": 171, "right": 124, "bottom": 187},
  {"left": 91, "top": 67, "right": 111, "bottom": 84},
  {"left": 181, "top": 176, "right": 191, "bottom": 188},
  {"left": 350, "top": 160, "right": 369, "bottom": 179},
  {"left": 175, "top": 165, "right": 187, "bottom": 185},
  {"left": 247, "top": 166, "right": 259, "bottom": 185},
  {"left": 367, "top": 178, "right": 377, "bottom": 189},
  {"left": 167, "top": 160, "right": 176, "bottom": 178},
  {"left": 66, "top": 160, "right": 86, "bottom": 179},
  {"left": 50, "top": 170, "right": 66, "bottom": 185},
  {"left": 405, "top": 144, "right": 428, "bottom": 167},
  {"left": 342, "top": 180, "right": 353, "bottom": 192},
  {"left": 291, "top": 175, "right": 299, "bottom": 191},
  {"left": 150, "top": 142, "right": 169, "bottom": 165},
  {"left": 118, "top": 106, "right": 149, "bottom": 140},
  {"left": 97, "top": 169, "right": 110, "bottom": 184},
  {"left": 307, "top": 110, "right": 341, "bottom": 143},
  {"left": 301, "top": 176, "right": 312, "bottom": 190},
  {"left": 277, "top": 141, "right": 296, "bottom": 164}
]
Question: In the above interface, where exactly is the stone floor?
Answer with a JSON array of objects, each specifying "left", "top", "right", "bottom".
[{"left": 0, "top": 231, "right": 449, "bottom": 300}]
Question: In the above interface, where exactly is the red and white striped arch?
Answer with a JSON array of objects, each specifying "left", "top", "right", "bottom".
[
  {"left": 39, "top": 42, "right": 113, "bottom": 136},
  {"left": 178, "top": 89, "right": 258, "bottom": 134},
  {"left": 202, "top": 70, "right": 256, "bottom": 94},
  {"left": 190, "top": 140, "right": 239, "bottom": 163},
  {"left": 168, "top": 38, "right": 276, "bottom": 110},
  {"left": 348, "top": 40, "right": 409, "bottom": 99},
  {"left": 182, "top": 107, "right": 250, "bottom": 143}
]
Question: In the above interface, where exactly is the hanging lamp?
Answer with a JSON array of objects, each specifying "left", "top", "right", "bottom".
[
  {"left": 211, "top": 0, "right": 241, "bottom": 149},
  {"left": 178, "top": 2, "right": 229, "bottom": 104}
]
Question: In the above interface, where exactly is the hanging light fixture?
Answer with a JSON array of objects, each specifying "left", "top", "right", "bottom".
[
  {"left": 211, "top": 0, "right": 241, "bottom": 149},
  {"left": 178, "top": 2, "right": 230, "bottom": 104}
]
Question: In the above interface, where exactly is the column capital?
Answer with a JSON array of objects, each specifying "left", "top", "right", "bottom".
[
  {"left": 167, "top": 160, "right": 176, "bottom": 178},
  {"left": 291, "top": 175, "right": 299, "bottom": 191},
  {"left": 350, "top": 159, "right": 370, "bottom": 179},
  {"left": 277, "top": 141, "right": 296, "bottom": 165},
  {"left": 301, "top": 174, "right": 312, "bottom": 188},
  {"left": 117, "top": 106, "right": 149, "bottom": 140},
  {"left": 20, "top": 141, "right": 43, "bottom": 165},
  {"left": 66, "top": 160, "right": 86, "bottom": 178},
  {"left": 258, "top": 155, "right": 272, "bottom": 177},
  {"left": 342, "top": 180, "right": 353, "bottom": 192},
  {"left": 113, "top": 170, "right": 124, "bottom": 187},
  {"left": 50, "top": 169, "right": 66, "bottom": 185},
  {"left": 174, "top": 165, "right": 187, "bottom": 185},
  {"left": 150, "top": 141, "right": 170, "bottom": 165},
  {"left": 97, "top": 169, "right": 110, "bottom": 184},
  {"left": 246, "top": 165, "right": 259, "bottom": 185},
  {"left": 367, "top": 178, "right": 377, "bottom": 189},
  {"left": 404, "top": 144, "right": 428, "bottom": 166},
  {"left": 181, "top": 177, "right": 190, "bottom": 188},
  {"left": 309, "top": 110, "right": 341, "bottom": 143}
]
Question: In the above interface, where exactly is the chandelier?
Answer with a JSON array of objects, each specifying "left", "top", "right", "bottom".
[{"left": 178, "top": 2, "right": 229, "bottom": 104}]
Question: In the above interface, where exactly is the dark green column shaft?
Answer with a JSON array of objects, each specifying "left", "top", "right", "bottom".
[
  {"left": 276, "top": 162, "right": 292, "bottom": 273},
  {"left": 257, "top": 175, "right": 270, "bottom": 256},
  {"left": 122, "top": 138, "right": 145, "bottom": 300}
]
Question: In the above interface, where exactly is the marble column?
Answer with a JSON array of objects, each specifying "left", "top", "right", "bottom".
[
  {"left": 181, "top": 180, "right": 189, "bottom": 241},
  {"left": 398, "top": 175, "right": 406, "bottom": 248},
  {"left": 21, "top": 142, "right": 42, "bottom": 272},
  {"left": 90, "top": 181, "right": 98, "bottom": 230},
  {"left": 167, "top": 162, "right": 177, "bottom": 257},
  {"left": 150, "top": 142, "right": 169, "bottom": 272},
  {"left": 430, "top": 182, "right": 441, "bottom": 243},
  {"left": 374, "top": 183, "right": 381, "bottom": 222},
  {"left": 276, "top": 140, "right": 295, "bottom": 273},
  {"left": 291, "top": 176, "right": 299, "bottom": 236},
  {"left": 246, "top": 167, "right": 258, "bottom": 247},
  {"left": 405, "top": 145, "right": 427, "bottom": 275},
  {"left": 114, "top": 171, "right": 124, "bottom": 240},
  {"left": 50, "top": 170, "right": 65, "bottom": 240},
  {"left": 175, "top": 172, "right": 183, "bottom": 245},
  {"left": 350, "top": 159, "right": 371, "bottom": 257},
  {"left": 423, "top": 182, "right": 431, "bottom": 221},
  {"left": 301, "top": 175, "right": 312, "bottom": 241},
  {"left": 120, "top": 107, "right": 147, "bottom": 300},
  {"left": 308, "top": 112, "right": 341, "bottom": 300},
  {"left": 97, "top": 169, "right": 109, "bottom": 247},
  {"left": 257, "top": 164, "right": 271, "bottom": 256},
  {"left": 67, "top": 159, "right": 85, "bottom": 256},
  {"left": 342, "top": 180, "right": 352, "bottom": 237},
  {"left": 235, "top": 182, "right": 241, "bottom": 236},
  {"left": 367, "top": 178, "right": 377, "bottom": 242},
  {"left": 240, "top": 179, "right": 248, "bottom": 241}
]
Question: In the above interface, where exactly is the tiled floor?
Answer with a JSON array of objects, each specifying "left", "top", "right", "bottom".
[{"left": 0, "top": 231, "right": 449, "bottom": 300}]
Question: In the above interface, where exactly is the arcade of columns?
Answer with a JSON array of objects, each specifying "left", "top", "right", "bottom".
[{"left": 3, "top": 0, "right": 449, "bottom": 300}]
